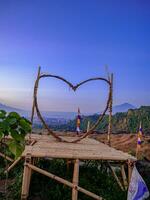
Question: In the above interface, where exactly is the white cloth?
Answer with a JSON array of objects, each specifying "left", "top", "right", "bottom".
[
  {"left": 76, "top": 127, "right": 80, "bottom": 132},
  {"left": 127, "top": 166, "right": 149, "bottom": 200}
]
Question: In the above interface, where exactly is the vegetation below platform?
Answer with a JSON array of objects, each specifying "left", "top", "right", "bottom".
[{"left": 0, "top": 159, "right": 127, "bottom": 200}]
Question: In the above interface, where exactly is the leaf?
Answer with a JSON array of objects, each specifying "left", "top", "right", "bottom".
[
  {"left": 8, "top": 112, "right": 20, "bottom": 120},
  {"left": 19, "top": 128, "right": 26, "bottom": 137},
  {"left": 10, "top": 129, "right": 25, "bottom": 142},
  {"left": 0, "top": 131, "right": 3, "bottom": 139},
  {"left": 7, "top": 118, "right": 17, "bottom": 125},
  {"left": 8, "top": 140, "right": 24, "bottom": 158},
  {"left": 22, "top": 117, "right": 31, "bottom": 125},
  {"left": 19, "top": 119, "right": 31, "bottom": 133},
  {"left": 0, "top": 120, "right": 10, "bottom": 132},
  {"left": 0, "top": 110, "right": 6, "bottom": 119}
]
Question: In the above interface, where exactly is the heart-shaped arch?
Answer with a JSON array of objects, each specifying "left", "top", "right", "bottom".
[{"left": 31, "top": 67, "right": 113, "bottom": 143}]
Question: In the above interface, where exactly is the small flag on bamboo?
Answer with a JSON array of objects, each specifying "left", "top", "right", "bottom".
[
  {"left": 76, "top": 108, "right": 81, "bottom": 134},
  {"left": 136, "top": 122, "right": 143, "bottom": 158}
]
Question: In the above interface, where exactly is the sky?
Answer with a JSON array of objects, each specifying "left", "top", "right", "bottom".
[{"left": 0, "top": 0, "right": 150, "bottom": 113}]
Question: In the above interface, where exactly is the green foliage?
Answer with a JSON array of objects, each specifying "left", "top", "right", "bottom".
[
  {"left": 0, "top": 110, "right": 31, "bottom": 158},
  {"left": 6, "top": 159, "right": 127, "bottom": 200},
  {"left": 1, "top": 159, "right": 150, "bottom": 200}
]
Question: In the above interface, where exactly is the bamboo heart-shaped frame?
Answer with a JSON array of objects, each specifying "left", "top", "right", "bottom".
[{"left": 31, "top": 67, "right": 113, "bottom": 143}]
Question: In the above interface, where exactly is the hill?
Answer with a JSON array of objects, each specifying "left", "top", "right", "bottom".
[{"left": 53, "top": 106, "right": 150, "bottom": 134}]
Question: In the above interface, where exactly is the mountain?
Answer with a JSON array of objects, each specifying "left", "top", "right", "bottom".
[
  {"left": 0, "top": 103, "right": 30, "bottom": 117},
  {"left": 41, "top": 111, "right": 76, "bottom": 120},
  {"left": 0, "top": 103, "right": 76, "bottom": 119},
  {"left": 113, "top": 103, "right": 136, "bottom": 114},
  {"left": 0, "top": 102, "right": 137, "bottom": 120}
]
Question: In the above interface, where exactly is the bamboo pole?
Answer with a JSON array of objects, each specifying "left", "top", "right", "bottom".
[
  {"left": 121, "top": 165, "right": 128, "bottom": 190},
  {"left": 66, "top": 159, "right": 73, "bottom": 171},
  {"left": 30, "top": 139, "right": 37, "bottom": 146},
  {"left": 5, "top": 156, "right": 22, "bottom": 173},
  {"left": 128, "top": 160, "right": 132, "bottom": 184},
  {"left": 31, "top": 66, "right": 41, "bottom": 124},
  {"left": 72, "top": 159, "right": 79, "bottom": 200},
  {"left": 21, "top": 153, "right": 135, "bottom": 161},
  {"left": 0, "top": 152, "right": 14, "bottom": 162},
  {"left": 86, "top": 121, "right": 90, "bottom": 133},
  {"left": 107, "top": 73, "right": 113, "bottom": 146},
  {"left": 107, "top": 162, "right": 124, "bottom": 191},
  {"left": 27, "top": 163, "right": 102, "bottom": 200},
  {"left": 21, "top": 155, "right": 32, "bottom": 200},
  {"left": 135, "top": 146, "right": 138, "bottom": 159}
]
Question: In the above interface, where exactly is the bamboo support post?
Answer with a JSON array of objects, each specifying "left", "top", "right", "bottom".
[
  {"left": 66, "top": 159, "right": 73, "bottom": 171},
  {"left": 135, "top": 147, "right": 138, "bottom": 159},
  {"left": 128, "top": 160, "right": 133, "bottom": 184},
  {"left": 107, "top": 73, "right": 113, "bottom": 146},
  {"left": 107, "top": 162, "right": 124, "bottom": 191},
  {"left": 0, "top": 152, "right": 14, "bottom": 162},
  {"left": 136, "top": 145, "right": 141, "bottom": 159},
  {"left": 121, "top": 164, "right": 128, "bottom": 190},
  {"left": 5, "top": 156, "right": 22, "bottom": 173},
  {"left": 26, "top": 163, "right": 102, "bottom": 200},
  {"left": 21, "top": 154, "right": 32, "bottom": 200},
  {"left": 86, "top": 121, "right": 90, "bottom": 133},
  {"left": 72, "top": 159, "right": 79, "bottom": 200}
]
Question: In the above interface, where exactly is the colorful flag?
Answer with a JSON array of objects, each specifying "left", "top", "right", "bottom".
[
  {"left": 127, "top": 166, "right": 149, "bottom": 200},
  {"left": 137, "top": 122, "right": 143, "bottom": 147},
  {"left": 136, "top": 122, "right": 143, "bottom": 158},
  {"left": 76, "top": 108, "right": 81, "bottom": 133}
]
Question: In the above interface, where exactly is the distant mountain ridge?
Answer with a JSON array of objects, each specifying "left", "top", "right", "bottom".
[
  {"left": 0, "top": 103, "right": 76, "bottom": 119},
  {"left": 0, "top": 102, "right": 136, "bottom": 119},
  {"left": 113, "top": 103, "right": 136, "bottom": 114},
  {"left": 0, "top": 103, "right": 29, "bottom": 117}
]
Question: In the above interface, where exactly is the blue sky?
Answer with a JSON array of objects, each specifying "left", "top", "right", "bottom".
[{"left": 0, "top": 0, "right": 150, "bottom": 112}]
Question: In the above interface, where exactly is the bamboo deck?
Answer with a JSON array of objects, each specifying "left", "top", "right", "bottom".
[{"left": 22, "top": 134, "right": 136, "bottom": 161}]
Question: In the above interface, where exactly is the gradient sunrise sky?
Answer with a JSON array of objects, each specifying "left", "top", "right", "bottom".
[{"left": 0, "top": 0, "right": 150, "bottom": 113}]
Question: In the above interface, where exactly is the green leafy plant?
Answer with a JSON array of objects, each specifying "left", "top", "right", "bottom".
[{"left": 0, "top": 110, "right": 31, "bottom": 158}]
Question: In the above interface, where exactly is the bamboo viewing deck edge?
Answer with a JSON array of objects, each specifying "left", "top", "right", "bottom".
[{"left": 22, "top": 134, "right": 136, "bottom": 161}]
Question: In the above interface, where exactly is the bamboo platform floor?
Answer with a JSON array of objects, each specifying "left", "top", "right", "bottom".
[
  {"left": 22, "top": 134, "right": 136, "bottom": 161},
  {"left": 17, "top": 134, "right": 137, "bottom": 199}
]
